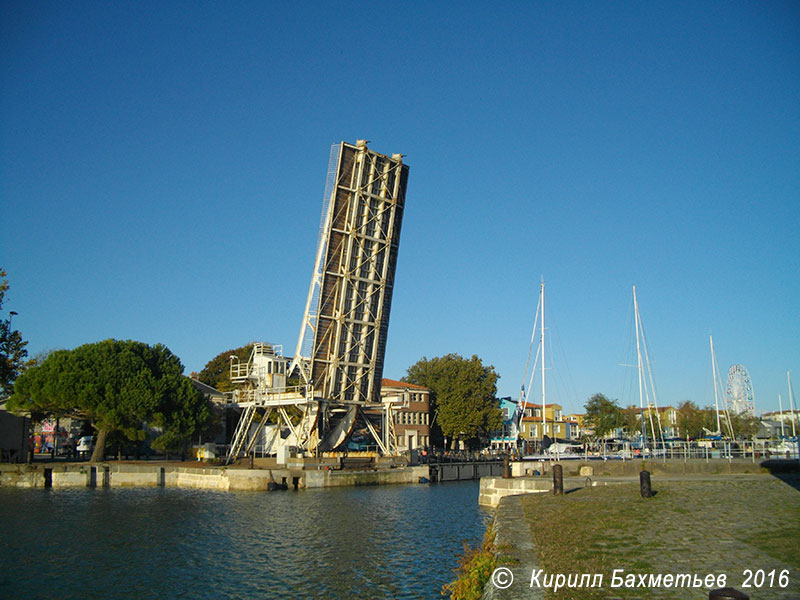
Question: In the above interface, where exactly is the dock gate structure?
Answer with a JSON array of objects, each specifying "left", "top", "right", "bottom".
[{"left": 225, "top": 140, "right": 409, "bottom": 463}]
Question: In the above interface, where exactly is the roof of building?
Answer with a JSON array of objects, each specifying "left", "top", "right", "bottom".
[
  {"left": 763, "top": 410, "right": 800, "bottom": 417},
  {"left": 189, "top": 378, "right": 224, "bottom": 397},
  {"left": 519, "top": 401, "right": 562, "bottom": 410},
  {"left": 381, "top": 378, "right": 430, "bottom": 391}
]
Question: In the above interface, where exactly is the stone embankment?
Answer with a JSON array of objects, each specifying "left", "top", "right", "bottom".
[
  {"left": 0, "top": 459, "right": 503, "bottom": 490},
  {"left": 0, "top": 462, "right": 433, "bottom": 490}
]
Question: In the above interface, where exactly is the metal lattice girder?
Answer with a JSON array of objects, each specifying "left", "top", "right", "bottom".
[{"left": 294, "top": 140, "right": 409, "bottom": 408}]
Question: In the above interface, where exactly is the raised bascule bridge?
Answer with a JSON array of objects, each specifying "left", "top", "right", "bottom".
[{"left": 225, "top": 140, "right": 409, "bottom": 465}]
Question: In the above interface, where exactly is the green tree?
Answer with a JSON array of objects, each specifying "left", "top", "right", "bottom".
[
  {"left": 404, "top": 354, "right": 502, "bottom": 450},
  {"left": 0, "top": 268, "right": 28, "bottom": 397},
  {"left": 676, "top": 400, "right": 707, "bottom": 439},
  {"left": 8, "top": 339, "right": 210, "bottom": 461},
  {"left": 197, "top": 343, "right": 254, "bottom": 392},
  {"left": 622, "top": 404, "right": 641, "bottom": 437},
  {"left": 584, "top": 393, "right": 623, "bottom": 439},
  {"left": 728, "top": 412, "right": 760, "bottom": 440}
]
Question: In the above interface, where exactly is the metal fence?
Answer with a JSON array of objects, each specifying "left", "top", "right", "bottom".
[{"left": 548, "top": 439, "right": 800, "bottom": 462}]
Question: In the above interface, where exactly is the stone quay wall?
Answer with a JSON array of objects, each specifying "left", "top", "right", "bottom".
[{"left": 1, "top": 463, "right": 433, "bottom": 491}]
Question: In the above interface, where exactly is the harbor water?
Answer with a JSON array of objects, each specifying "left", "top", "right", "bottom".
[{"left": 0, "top": 481, "right": 489, "bottom": 599}]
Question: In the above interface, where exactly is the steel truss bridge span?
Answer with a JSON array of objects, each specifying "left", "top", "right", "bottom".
[{"left": 225, "top": 141, "right": 409, "bottom": 464}]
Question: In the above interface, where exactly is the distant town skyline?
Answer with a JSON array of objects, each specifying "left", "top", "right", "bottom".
[{"left": 2, "top": 2, "right": 798, "bottom": 416}]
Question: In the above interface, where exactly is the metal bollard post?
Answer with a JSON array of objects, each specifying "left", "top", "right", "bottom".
[
  {"left": 552, "top": 463, "right": 563, "bottom": 495},
  {"left": 709, "top": 587, "right": 749, "bottom": 600},
  {"left": 503, "top": 455, "right": 511, "bottom": 479},
  {"left": 640, "top": 470, "right": 653, "bottom": 498}
]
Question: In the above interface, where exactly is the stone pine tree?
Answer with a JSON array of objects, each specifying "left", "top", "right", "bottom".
[
  {"left": 8, "top": 339, "right": 211, "bottom": 461},
  {"left": 0, "top": 268, "right": 28, "bottom": 397},
  {"left": 404, "top": 353, "right": 502, "bottom": 450}
]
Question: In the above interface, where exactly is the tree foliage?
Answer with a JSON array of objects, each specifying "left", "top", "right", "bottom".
[
  {"left": 728, "top": 412, "right": 761, "bottom": 439},
  {"left": 8, "top": 339, "right": 211, "bottom": 460},
  {"left": 584, "top": 393, "right": 623, "bottom": 439},
  {"left": 197, "top": 343, "right": 254, "bottom": 392},
  {"left": 404, "top": 353, "right": 502, "bottom": 449},
  {"left": 622, "top": 404, "right": 641, "bottom": 436},
  {"left": 0, "top": 268, "right": 28, "bottom": 397},
  {"left": 676, "top": 400, "right": 709, "bottom": 438}
]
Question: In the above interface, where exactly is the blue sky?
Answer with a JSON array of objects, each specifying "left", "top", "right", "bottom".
[{"left": 2, "top": 2, "right": 798, "bottom": 416}]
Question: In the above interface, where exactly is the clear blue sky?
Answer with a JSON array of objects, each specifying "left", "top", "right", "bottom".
[{"left": 2, "top": 2, "right": 798, "bottom": 416}]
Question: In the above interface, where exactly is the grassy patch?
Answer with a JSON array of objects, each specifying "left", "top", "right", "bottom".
[
  {"left": 518, "top": 478, "right": 800, "bottom": 599},
  {"left": 742, "top": 525, "right": 799, "bottom": 567}
]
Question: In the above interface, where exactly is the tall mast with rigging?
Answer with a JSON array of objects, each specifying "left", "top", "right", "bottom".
[
  {"left": 517, "top": 280, "right": 549, "bottom": 449},
  {"left": 541, "top": 280, "right": 546, "bottom": 435},
  {"left": 631, "top": 286, "right": 664, "bottom": 450},
  {"left": 710, "top": 335, "right": 723, "bottom": 434},
  {"left": 633, "top": 286, "right": 647, "bottom": 446}
]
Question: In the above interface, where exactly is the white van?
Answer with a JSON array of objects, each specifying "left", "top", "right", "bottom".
[{"left": 77, "top": 436, "right": 95, "bottom": 458}]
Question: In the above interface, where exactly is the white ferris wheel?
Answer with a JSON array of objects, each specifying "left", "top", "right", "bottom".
[{"left": 725, "top": 364, "right": 755, "bottom": 416}]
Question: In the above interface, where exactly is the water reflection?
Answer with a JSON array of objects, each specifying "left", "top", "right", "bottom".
[{"left": 0, "top": 482, "right": 489, "bottom": 599}]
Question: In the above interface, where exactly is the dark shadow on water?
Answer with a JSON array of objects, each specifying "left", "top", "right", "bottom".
[{"left": 760, "top": 459, "right": 800, "bottom": 492}]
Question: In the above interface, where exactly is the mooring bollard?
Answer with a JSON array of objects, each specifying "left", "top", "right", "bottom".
[
  {"left": 709, "top": 587, "right": 749, "bottom": 600},
  {"left": 503, "top": 455, "right": 511, "bottom": 479},
  {"left": 640, "top": 469, "right": 653, "bottom": 498},
  {"left": 552, "top": 463, "right": 563, "bottom": 495}
]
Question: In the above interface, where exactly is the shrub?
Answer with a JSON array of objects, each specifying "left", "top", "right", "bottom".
[{"left": 442, "top": 524, "right": 499, "bottom": 600}]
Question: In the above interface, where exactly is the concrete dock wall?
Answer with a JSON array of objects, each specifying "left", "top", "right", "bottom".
[
  {"left": 0, "top": 463, "right": 423, "bottom": 491},
  {"left": 478, "top": 476, "right": 552, "bottom": 508},
  {"left": 0, "top": 464, "right": 295, "bottom": 491},
  {"left": 1, "top": 460, "right": 503, "bottom": 491},
  {"left": 304, "top": 466, "right": 429, "bottom": 488}
]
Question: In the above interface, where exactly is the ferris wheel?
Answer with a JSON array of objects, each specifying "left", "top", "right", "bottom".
[{"left": 726, "top": 364, "right": 755, "bottom": 416}]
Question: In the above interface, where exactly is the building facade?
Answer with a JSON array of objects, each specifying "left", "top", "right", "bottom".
[
  {"left": 518, "top": 402, "right": 573, "bottom": 442},
  {"left": 380, "top": 379, "right": 431, "bottom": 452},
  {"left": 490, "top": 397, "right": 519, "bottom": 450}
]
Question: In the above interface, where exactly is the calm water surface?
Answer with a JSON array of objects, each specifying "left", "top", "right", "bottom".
[{"left": 0, "top": 481, "right": 489, "bottom": 599}]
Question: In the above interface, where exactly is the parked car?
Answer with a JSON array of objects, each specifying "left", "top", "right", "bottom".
[
  {"left": 57, "top": 438, "right": 74, "bottom": 457},
  {"left": 77, "top": 436, "right": 95, "bottom": 458}
]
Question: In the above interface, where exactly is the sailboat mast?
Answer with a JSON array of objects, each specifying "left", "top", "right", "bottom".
[
  {"left": 541, "top": 281, "right": 546, "bottom": 434},
  {"left": 788, "top": 371, "right": 798, "bottom": 438},
  {"left": 710, "top": 335, "right": 722, "bottom": 434},
  {"left": 778, "top": 394, "right": 785, "bottom": 437},
  {"left": 633, "top": 286, "right": 647, "bottom": 447}
]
